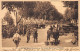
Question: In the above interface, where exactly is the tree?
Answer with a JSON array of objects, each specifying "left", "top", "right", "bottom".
[
  {"left": 20, "top": 2, "right": 36, "bottom": 18},
  {"left": 34, "top": 1, "right": 63, "bottom": 20},
  {"left": 63, "top": 1, "right": 78, "bottom": 21},
  {"left": 2, "top": 1, "right": 63, "bottom": 21},
  {"left": 4, "top": 12, "right": 14, "bottom": 25},
  {"left": 63, "top": 1, "right": 78, "bottom": 9},
  {"left": 2, "top": 1, "right": 23, "bottom": 11}
]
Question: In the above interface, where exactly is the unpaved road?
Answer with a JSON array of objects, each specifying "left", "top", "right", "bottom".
[{"left": 2, "top": 25, "right": 77, "bottom": 47}]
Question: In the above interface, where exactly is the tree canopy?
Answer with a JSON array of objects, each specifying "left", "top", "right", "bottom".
[
  {"left": 63, "top": 1, "right": 78, "bottom": 21},
  {"left": 2, "top": 1, "right": 63, "bottom": 21},
  {"left": 4, "top": 12, "right": 14, "bottom": 25}
]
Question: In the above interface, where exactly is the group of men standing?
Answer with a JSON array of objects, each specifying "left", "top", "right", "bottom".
[
  {"left": 26, "top": 28, "right": 38, "bottom": 43},
  {"left": 47, "top": 24, "right": 60, "bottom": 45}
]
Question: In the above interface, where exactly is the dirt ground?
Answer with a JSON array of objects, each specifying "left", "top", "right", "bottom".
[{"left": 2, "top": 25, "right": 78, "bottom": 47}]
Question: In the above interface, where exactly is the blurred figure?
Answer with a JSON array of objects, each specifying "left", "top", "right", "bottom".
[
  {"left": 53, "top": 30, "right": 59, "bottom": 45},
  {"left": 13, "top": 30, "right": 21, "bottom": 47},
  {"left": 71, "top": 33, "right": 78, "bottom": 45},
  {"left": 49, "top": 25, "right": 53, "bottom": 32},
  {"left": 47, "top": 29, "right": 52, "bottom": 41},
  {"left": 53, "top": 23, "right": 60, "bottom": 45},
  {"left": 47, "top": 25, "right": 53, "bottom": 41},
  {"left": 26, "top": 29, "right": 31, "bottom": 43},
  {"left": 33, "top": 28, "right": 38, "bottom": 43}
]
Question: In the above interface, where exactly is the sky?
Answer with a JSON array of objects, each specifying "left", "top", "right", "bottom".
[{"left": 51, "top": 1, "right": 67, "bottom": 14}]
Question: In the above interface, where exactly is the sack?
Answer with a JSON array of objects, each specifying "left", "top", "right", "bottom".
[
  {"left": 14, "top": 37, "right": 18, "bottom": 40},
  {"left": 13, "top": 37, "right": 21, "bottom": 41}
]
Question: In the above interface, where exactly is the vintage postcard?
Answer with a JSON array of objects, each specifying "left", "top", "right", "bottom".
[{"left": 0, "top": 0, "right": 79, "bottom": 51}]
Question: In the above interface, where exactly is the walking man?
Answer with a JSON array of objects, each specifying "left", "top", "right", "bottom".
[{"left": 13, "top": 30, "right": 21, "bottom": 47}]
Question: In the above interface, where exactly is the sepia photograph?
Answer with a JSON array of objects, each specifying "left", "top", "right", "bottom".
[{"left": 1, "top": 1, "right": 78, "bottom": 49}]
